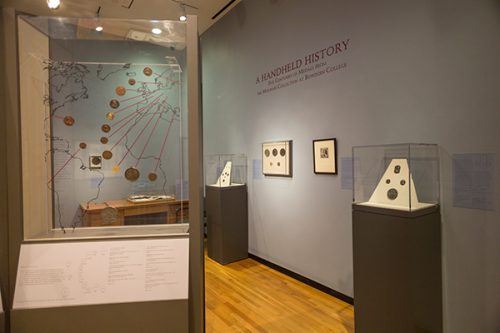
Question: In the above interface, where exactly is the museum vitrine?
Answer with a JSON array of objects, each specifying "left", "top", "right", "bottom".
[
  {"left": 8, "top": 13, "right": 202, "bottom": 333},
  {"left": 351, "top": 143, "right": 442, "bottom": 333},
  {"left": 352, "top": 143, "right": 440, "bottom": 212},
  {"left": 204, "top": 154, "right": 247, "bottom": 187},
  {"left": 17, "top": 15, "right": 190, "bottom": 239},
  {"left": 204, "top": 154, "right": 248, "bottom": 264}
]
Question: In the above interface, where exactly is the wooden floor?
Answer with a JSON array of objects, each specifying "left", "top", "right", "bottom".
[{"left": 205, "top": 254, "right": 355, "bottom": 333}]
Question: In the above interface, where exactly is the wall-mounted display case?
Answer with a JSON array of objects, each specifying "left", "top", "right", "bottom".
[
  {"left": 353, "top": 143, "right": 440, "bottom": 212},
  {"left": 205, "top": 154, "right": 247, "bottom": 187}
]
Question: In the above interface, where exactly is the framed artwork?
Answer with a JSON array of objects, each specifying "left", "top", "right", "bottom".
[
  {"left": 262, "top": 140, "right": 293, "bottom": 177},
  {"left": 313, "top": 138, "right": 337, "bottom": 174}
]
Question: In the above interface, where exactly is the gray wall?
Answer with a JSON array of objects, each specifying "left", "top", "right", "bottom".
[{"left": 200, "top": 0, "right": 500, "bottom": 332}]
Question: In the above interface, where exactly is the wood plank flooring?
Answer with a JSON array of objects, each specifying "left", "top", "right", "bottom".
[{"left": 205, "top": 254, "right": 355, "bottom": 332}]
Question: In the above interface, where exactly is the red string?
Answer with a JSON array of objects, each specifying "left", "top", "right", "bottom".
[
  {"left": 134, "top": 108, "right": 163, "bottom": 168},
  {"left": 117, "top": 104, "right": 160, "bottom": 166}
]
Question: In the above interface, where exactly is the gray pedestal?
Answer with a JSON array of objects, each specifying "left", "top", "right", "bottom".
[
  {"left": 10, "top": 300, "right": 187, "bottom": 333},
  {"left": 352, "top": 204, "right": 442, "bottom": 333},
  {"left": 206, "top": 185, "right": 248, "bottom": 265}
]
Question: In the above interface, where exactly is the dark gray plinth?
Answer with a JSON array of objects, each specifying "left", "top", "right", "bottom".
[
  {"left": 206, "top": 185, "right": 248, "bottom": 265},
  {"left": 10, "top": 299, "right": 187, "bottom": 333},
  {"left": 352, "top": 204, "right": 442, "bottom": 333}
]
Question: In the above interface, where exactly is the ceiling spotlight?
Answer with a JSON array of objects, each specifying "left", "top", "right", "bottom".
[
  {"left": 47, "top": 0, "right": 61, "bottom": 9},
  {"left": 95, "top": 26, "right": 104, "bottom": 32},
  {"left": 179, "top": 3, "right": 187, "bottom": 21},
  {"left": 151, "top": 28, "right": 162, "bottom": 35}
]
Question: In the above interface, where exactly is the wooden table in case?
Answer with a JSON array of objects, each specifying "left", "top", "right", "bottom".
[{"left": 80, "top": 199, "right": 189, "bottom": 227}]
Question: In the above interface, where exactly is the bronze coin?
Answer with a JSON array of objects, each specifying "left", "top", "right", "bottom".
[
  {"left": 124, "top": 167, "right": 140, "bottom": 181},
  {"left": 101, "top": 124, "right": 111, "bottom": 133},
  {"left": 63, "top": 116, "right": 75, "bottom": 126},
  {"left": 109, "top": 99, "right": 120, "bottom": 109},
  {"left": 128, "top": 78, "right": 136, "bottom": 86},
  {"left": 143, "top": 67, "right": 153, "bottom": 76},
  {"left": 100, "top": 137, "right": 109, "bottom": 144},
  {"left": 387, "top": 188, "right": 398, "bottom": 200},
  {"left": 272, "top": 148, "right": 278, "bottom": 156},
  {"left": 264, "top": 149, "right": 270, "bottom": 157},
  {"left": 106, "top": 112, "right": 114, "bottom": 120},
  {"left": 280, "top": 148, "right": 286, "bottom": 156},
  {"left": 92, "top": 156, "right": 102, "bottom": 165},
  {"left": 115, "top": 86, "right": 126, "bottom": 96},
  {"left": 102, "top": 150, "right": 113, "bottom": 160},
  {"left": 79, "top": 142, "right": 87, "bottom": 149},
  {"left": 148, "top": 172, "right": 157, "bottom": 181}
]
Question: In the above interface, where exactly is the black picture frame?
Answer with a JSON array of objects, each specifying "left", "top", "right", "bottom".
[{"left": 313, "top": 138, "right": 337, "bottom": 175}]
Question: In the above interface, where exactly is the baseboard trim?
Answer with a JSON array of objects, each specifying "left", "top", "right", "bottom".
[{"left": 248, "top": 253, "right": 354, "bottom": 306}]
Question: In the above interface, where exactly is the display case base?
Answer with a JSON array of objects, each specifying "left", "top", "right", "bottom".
[
  {"left": 11, "top": 300, "right": 188, "bottom": 333},
  {"left": 206, "top": 184, "right": 248, "bottom": 265},
  {"left": 352, "top": 204, "right": 442, "bottom": 333}
]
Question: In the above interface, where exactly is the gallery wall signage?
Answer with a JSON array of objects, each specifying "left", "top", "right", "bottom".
[
  {"left": 13, "top": 238, "right": 189, "bottom": 309},
  {"left": 255, "top": 38, "right": 351, "bottom": 96}
]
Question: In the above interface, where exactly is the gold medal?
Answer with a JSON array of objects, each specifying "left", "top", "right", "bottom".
[
  {"left": 106, "top": 112, "right": 114, "bottom": 120},
  {"left": 148, "top": 172, "right": 157, "bottom": 181},
  {"left": 100, "top": 137, "right": 108, "bottom": 144},
  {"left": 143, "top": 67, "right": 153, "bottom": 76},
  {"left": 79, "top": 142, "right": 87, "bottom": 149},
  {"left": 128, "top": 78, "right": 136, "bottom": 85}
]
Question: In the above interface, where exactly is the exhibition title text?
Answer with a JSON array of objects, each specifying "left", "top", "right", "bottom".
[{"left": 255, "top": 39, "right": 350, "bottom": 84}]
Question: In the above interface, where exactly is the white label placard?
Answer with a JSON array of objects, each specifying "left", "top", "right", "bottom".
[{"left": 13, "top": 238, "right": 188, "bottom": 309}]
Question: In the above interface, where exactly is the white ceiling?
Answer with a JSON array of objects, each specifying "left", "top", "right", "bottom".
[{"left": 0, "top": 0, "right": 241, "bottom": 33}]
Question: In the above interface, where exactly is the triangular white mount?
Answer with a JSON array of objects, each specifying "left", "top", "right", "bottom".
[
  {"left": 364, "top": 159, "right": 434, "bottom": 211},
  {"left": 214, "top": 161, "right": 232, "bottom": 187}
]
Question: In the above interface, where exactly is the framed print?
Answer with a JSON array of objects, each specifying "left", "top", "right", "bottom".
[
  {"left": 262, "top": 140, "right": 293, "bottom": 177},
  {"left": 313, "top": 138, "right": 337, "bottom": 174}
]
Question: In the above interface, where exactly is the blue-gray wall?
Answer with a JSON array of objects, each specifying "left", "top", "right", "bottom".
[{"left": 200, "top": 0, "right": 500, "bottom": 332}]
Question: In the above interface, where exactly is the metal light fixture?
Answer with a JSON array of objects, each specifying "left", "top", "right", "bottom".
[
  {"left": 171, "top": 0, "right": 198, "bottom": 21},
  {"left": 179, "top": 4, "right": 187, "bottom": 21},
  {"left": 47, "top": 0, "right": 61, "bottom": 9}
]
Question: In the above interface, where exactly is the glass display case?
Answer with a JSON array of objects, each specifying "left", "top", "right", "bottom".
[
  {"left": 205, "top": 154, "right": 247, "bottom": 187},
  {"left": 17, "top": 15, "right": 189, "bottom": 238},
  {"left": 352, "top": 143, "right": 439, "bottom": 211}
]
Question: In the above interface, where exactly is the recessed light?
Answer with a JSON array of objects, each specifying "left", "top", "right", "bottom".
[
  {"left": 151, "top": 28, "right": 162, "bottom": 35},
  {"left": 47, "top": 0, "right": 61, "bottom": 9},
  {"left": 179, "top": 15, "right": 187, "bottom": 22},
  {"left": 95, "top": 26, "right": 104, "bottom": 32}
]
